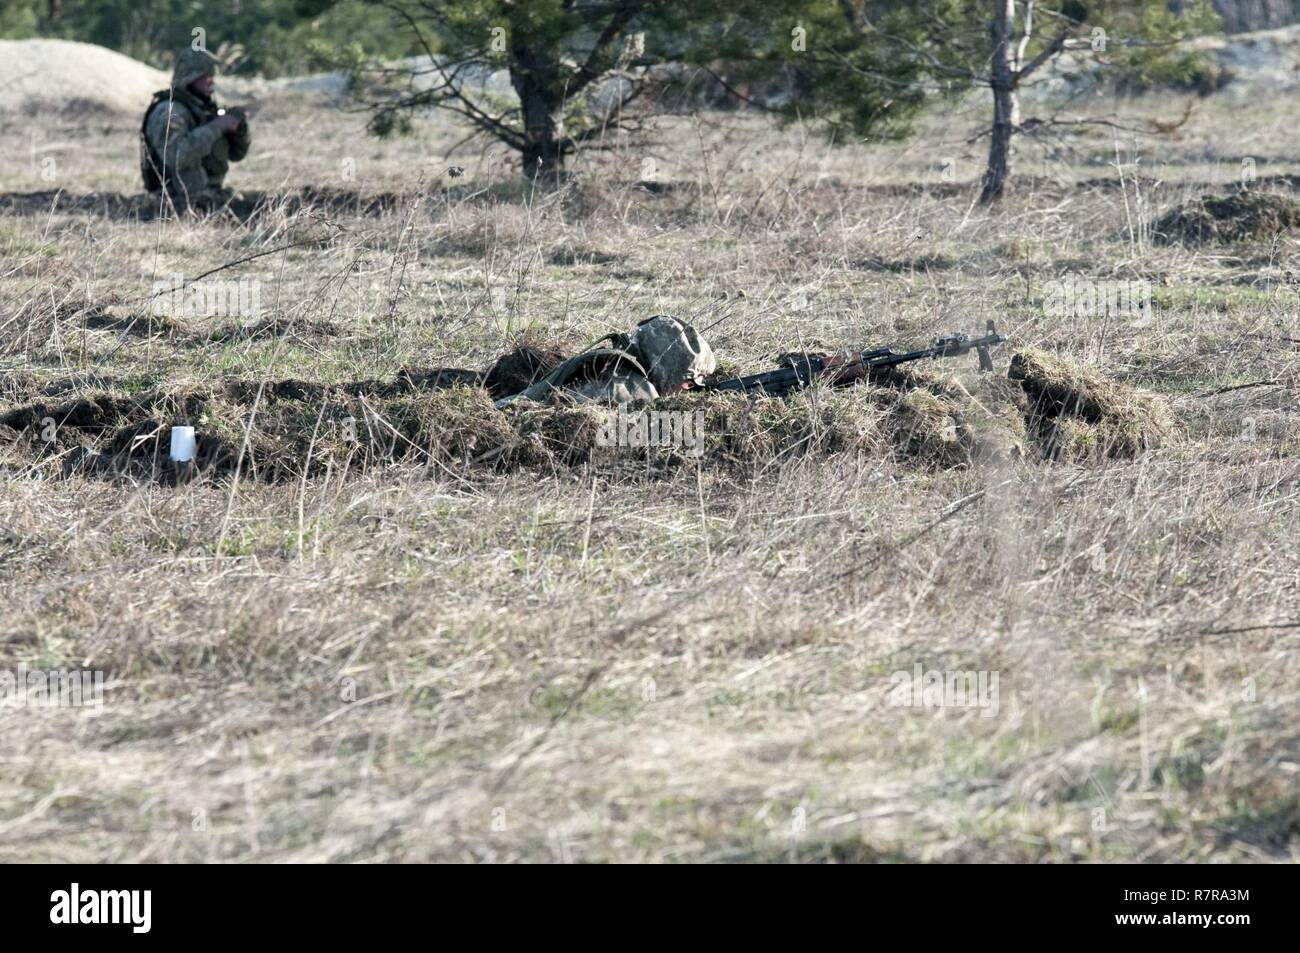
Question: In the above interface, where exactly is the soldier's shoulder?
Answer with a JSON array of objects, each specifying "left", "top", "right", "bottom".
[{"left": 145, "top": 94, "right": 198, "bottom": 126}]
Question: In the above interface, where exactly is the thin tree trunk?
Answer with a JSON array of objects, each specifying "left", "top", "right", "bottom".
[
  {"left": 515, "top": 83, "right": 564, "bottom": 181},
  {"left": 980, "top": 0, "right": 1020, "bottom": 205},
  {"left": 510, "top": 47, "right": 565, "bottom": 182}
]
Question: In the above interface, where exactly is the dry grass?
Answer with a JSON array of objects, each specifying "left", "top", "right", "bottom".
[{"left": 1, "top": 88, "right": 1299, "bottom": 863}]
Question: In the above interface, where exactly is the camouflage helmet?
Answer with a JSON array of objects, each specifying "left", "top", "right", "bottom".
[
  {"left": 172, "top": 48, "right": 219, "bottom": 90},
  {"left": 627, "top": 316, "right": 715, "bottom": 394}
]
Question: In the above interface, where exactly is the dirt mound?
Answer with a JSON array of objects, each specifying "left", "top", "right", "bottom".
[
  {"left": 0, "top": 191, "right": 159, "bottom": 221},
  {"left": 5, "top": 294, "right": 351, "bottom": 353},
  {"left": 1, "top": 378, "right": 512, "bottom": 482},
  {"left": 0, "top": 349, "right": 1170, "bottom": 482},
  {"left": 669, "top": 350, "right": 1164, "bottom": 471},
  {"left": 510, "top": 403, "right": 610, "bottom": 468},
  {"left": 206, "top": 316, "right": 342, "bottom": 345},
  {"left": 0, "top": 187, "right": 410, "bottom": 224},
  {"left": 0, "top": 39, "right": 168, "bottom": 114},
  {"left": 1153, "top": 188, "right": 1300, "bottom": 244},
  {"left": 232, "top": 187, "right": 408, "bottom": 219},
  {"left": 656, "top": 389, "right": 887, "bottom": 470},
  {"left": 79, "top": 309, "right": 179, "bottom": 339},
  {"left": 1009, "top": 349, "right": 1171, "bottom": 461},
  {"left": 94, "top": 385, "right": 513, "bottom": 481},
  {"left": 483, "top": 341, "right": 572, "bottom": 399}
]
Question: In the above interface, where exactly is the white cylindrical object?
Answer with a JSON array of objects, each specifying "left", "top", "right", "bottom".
[{"left": 169, "top": 426, "right": 196, "bottom": 462}]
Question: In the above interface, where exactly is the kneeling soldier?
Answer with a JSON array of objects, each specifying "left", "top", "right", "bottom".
[{"left": 141, "top": 48, "right": 250, "bottom": 213}]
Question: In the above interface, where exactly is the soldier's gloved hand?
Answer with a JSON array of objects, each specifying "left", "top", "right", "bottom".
[
  {"left": 214, "top": 113, "right": 242, "bottom": 134},
  {"left": 226, "top": 113, "right": 251, "bottom": 162}
]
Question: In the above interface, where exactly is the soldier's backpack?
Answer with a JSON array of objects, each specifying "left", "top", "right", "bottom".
[
  {"left": 139, "top": 91, "right": 173, "bottom": 192},
  {"left": 498, "top": 346, "right": 653, "bottom": 406}
]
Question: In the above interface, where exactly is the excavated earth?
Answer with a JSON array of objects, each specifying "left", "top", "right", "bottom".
[{"left": 0, "top": 346, "right": 1172, "bottom": 484}]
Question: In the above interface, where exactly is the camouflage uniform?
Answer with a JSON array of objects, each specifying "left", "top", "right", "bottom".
[
  {"left": 499, "top": 315, "right": 716, "bottom": 406},
  {"left": 141, "top": 49, "right": 251, "bottom": 212}
]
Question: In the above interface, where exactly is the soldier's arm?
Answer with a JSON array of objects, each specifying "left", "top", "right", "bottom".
[{"left": 146, "top": 101, "right": 223, "bottom": 173}]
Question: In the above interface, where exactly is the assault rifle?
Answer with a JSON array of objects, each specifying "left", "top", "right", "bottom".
[{"left": 706, "top": 321, "right": 1006, "bottom": 398}]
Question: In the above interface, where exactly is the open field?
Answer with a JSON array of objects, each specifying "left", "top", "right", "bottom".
[{"left": 1, "top": 85, "right": 1298, "bottom": 862}]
